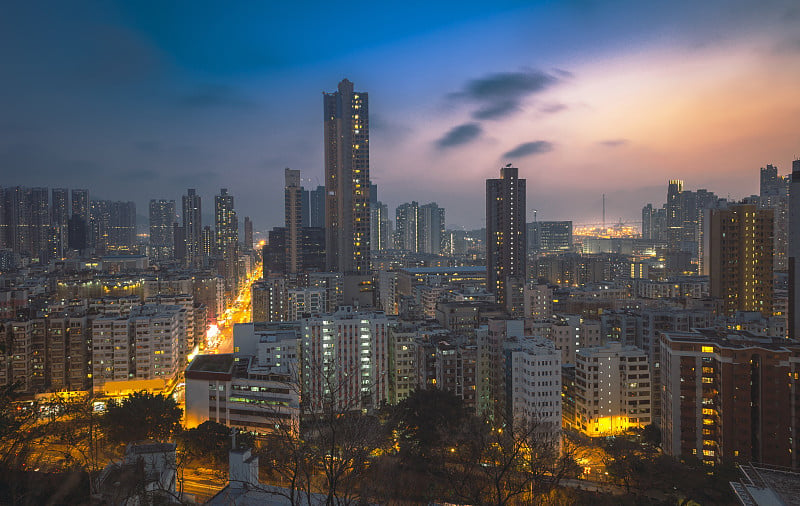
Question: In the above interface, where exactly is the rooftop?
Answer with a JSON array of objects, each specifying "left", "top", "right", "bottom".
[{"left": 187, "top": 354, "right": 235, "bottom": 374}]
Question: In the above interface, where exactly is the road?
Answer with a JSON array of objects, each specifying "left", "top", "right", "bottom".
[{"left": 204, "top": 264, "right": 260, "bottom": 355}]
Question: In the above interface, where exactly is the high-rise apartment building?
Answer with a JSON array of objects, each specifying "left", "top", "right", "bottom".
[
  {"left": 285, "top": 169, "right": 303, "bottom": 274},
  {"left": 660, "top": 330, "right": 800, "bottom": 467},
  {"left": 395, "top": 202, "right": 418, "bottom": 252},
  {"left": 790, "top": 159, "right": 800, "bottom": 339},
  {"left": 323, "top": 79, "right": 370, "bottom": 274},
  {"left": 370, "top": 201, "right": 390, "bottom": 251},
  {"left": 243, "top": 216, "right": 253, "bottom": 251},
  {"left": 150, "top": 200, "right": 176, "bottom": 262},
  {"left": 486, "top": 166, "right": 526, "bottom": 308},
  {"left": 300, "top": 307, "right": 389, "bottom": 412},
  {"left": 760, "top": 164, "right": 790, "bottom": 271},
  {"left": 419, "top": 202, "right": 445, "bottom": 255},
  {"left": 214, "top": 188, "right": 237, "bottom": 257},
  {"left": 51, "top": 188, "right": 68, "bottom": 258},
  {"left": 182, "top": 189, "right": 202, "bottom": 267},
  {"left": 705, "top": 203, "right": 773, "bottom": 317}
]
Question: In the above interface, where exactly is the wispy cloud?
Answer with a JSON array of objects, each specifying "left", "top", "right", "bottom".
[
  {"left": 450, "top": 69, "right": 565, "bottom": 120},
  {"left": 436, "top": 123, "right": 482, "bottom": 148},
  {"left": 502, "top": 141, "right": 553, "bottom": 158},
  {"left": 598, "top": 139, "right": 629, "bottom": 147}
]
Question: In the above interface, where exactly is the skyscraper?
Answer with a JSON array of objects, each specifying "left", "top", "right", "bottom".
[
  {"left": 309, "top": 185, "right": 326, "bottom": 229},
  {"left": 285, "top": 169, "right": 303, "bottom": 274},
  {"left": 419, "top": 202, "right": 445, "bottom": 255},
  {"left": 395, "top": 201, "right": 419, "bottom": 252},
  {"left": 70, "top": 189, "right": 89, "bottom": 252},
  {"left": 51, "top": 188, "right": 69, "bottom": 259},
  {"left": 789, "top": 159, "right": 800, "bottom": 339},
  {"left": 323, "top": 78, "right": 370, "bottom": 274},
  {"left": 214, "top": 189, "right": 239, "bottom": 288},
  {"left": 666, "top": 179, "right": 684, "bottom": 244},
  {"left": 149, "top": 199, "right": 176, "bottom": 261},
  {"left": 706, "top": 203, "right": 773, "bottom": 317},
  {"left": 486, "top": 165, "right": 526, "bottom": 309},
  {"left": 182, "top": 189, "right": 202, "bottom": 267},
  {"left": 243, "top": 216, "right": 253, "bottom": 251}
]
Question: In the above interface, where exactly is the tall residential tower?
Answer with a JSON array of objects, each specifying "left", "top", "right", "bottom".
[
  {"left": 323, "top": 79, "right": 370, "bottom": 274},
  {"left": 486, "top": 165, "right": 527, "bottom": 309}
]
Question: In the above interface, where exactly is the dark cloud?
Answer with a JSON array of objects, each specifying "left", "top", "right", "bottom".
[
  {"left": 436, "top": 123, "right": 482, "bottom": 148},
  {"left": 179, "top": 85, "right": 254, "bottom": 109},
  {"left": 599, "top": 139, "right": 629, "bottom": 147},
  {"left": 540, "top": 103, "right": 567, "bottom": 114},
  {"left": 450, "top": 69, "right": 564, "bottom": 120},
  {"left": 473, "top": 100, "right": 518, "bottom": 120},
  {"left": 502, "top": 141, "right": 553, "bottom": 158}
]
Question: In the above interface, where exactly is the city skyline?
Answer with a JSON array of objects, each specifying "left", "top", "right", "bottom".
[{"left": 2, "top": 1, "right": 799, "bottom": 230}]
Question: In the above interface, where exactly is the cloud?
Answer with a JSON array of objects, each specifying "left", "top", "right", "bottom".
[
  {"left": 502, "top": 141, "right": 553, "bottom": 158},
  {"left": 474, "top": 100, "right": 518, "bottom": 120},
  {"left": 599, "top": 139, "right": 629, "bottom": 147},
  {"left": 451, "top": 69, "right": 564, "bottom": 120},
  {"left": 436, "top": 123, "right": 483, "bottom": 148},
  {"left": 179, "top": 84, "right": 254, "bottom": 108},
  {"left": 540, "top": 103, "right": 567, "bottom": 114}
]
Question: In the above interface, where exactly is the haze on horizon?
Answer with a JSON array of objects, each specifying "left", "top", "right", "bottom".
[{"left": 1, "top": 0, "right": 799, "bottom": 231}]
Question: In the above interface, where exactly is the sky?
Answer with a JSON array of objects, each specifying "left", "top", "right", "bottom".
[{"left": 1, "top": 0, "right": 799, "bottom": 231}]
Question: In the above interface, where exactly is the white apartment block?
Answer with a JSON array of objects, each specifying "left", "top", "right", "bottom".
[
  {"left": 549, "top": 315, "right": 601, "bottom": 365},
  {"left": 573, "top": 341, "right": 651, "bottom": 436},
  {"left": 507, "top": 337, "right": 562, "bottom": 444},
  {"left": 287, "top": 287, "right": 326, "bottom": 321},
  {"left": 91, "top": 304, "right": 184, "bottom": 394},
  {"left": 300, "top": 306, "right": 391, "bottom": 413}
]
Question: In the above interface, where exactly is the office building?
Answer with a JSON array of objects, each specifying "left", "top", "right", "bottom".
[
  {"left": 529, "top": 221, "right": 572, "bottom": 255},
  {"left": 323, "top": 79, "right": 370, "bottom": 274},
  {"left": 149, "top": 199, "right": 176, "bottom": 262},
  {"left": 486, "top": 165, "right": 526, "bottom": 308},
  {"left": 705, "top": 203, "right": 773, "bottom": 317},
  {"left": 309, "top": 185, "right": 325, "bottom": 229}
]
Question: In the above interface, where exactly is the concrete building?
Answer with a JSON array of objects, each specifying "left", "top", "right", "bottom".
[
  {"left": 285, "top": 169, "right": 303, "bottom": 274},
  {"left": 659, "top": 330, "right": 800, "bottom": 467},
  {"left": 91, "top": 304, "right": 184, "bottom": 395},
  {"left": 182, "top": 189, "right": 202, "bottom": 267},
  {"left": 506, "top": 336, "right": 561, "bottom": 443},
  {"left": 789, "top": 159, "right": 800, "bottom": 339},
  {"left": 149, "top": 199, "right": 176, "bottom": 262},
  {"left": 185, "top": 325, "right": 299, "bottom": 435},
  {"left": 486, "top": 165, "right": 526, "bottom": 309},
  {"left": 299, "top": 307, "right": 390, "bottom": 413},
  {"left": 705, "top": 203, "right": 773, "bottom": 317},
  {"left": 572, "top": 342, "right": 651, "bottom": 436},
  {"left": 324, "top": 79, "right": 370, "bottom": 274}
]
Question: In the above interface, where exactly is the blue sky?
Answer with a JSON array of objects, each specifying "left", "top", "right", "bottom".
[{"left": 1, "top": 1, "right": 799, "bottom": 230}]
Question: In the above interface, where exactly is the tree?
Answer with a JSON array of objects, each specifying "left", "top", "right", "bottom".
[
  {"left": 391, "top": 388, "right": 469, "bottom": 468},
  {"left": 103, "top": 391, "right": 182, "bottom": 444},
  {"left": 180, "top": 420, "right": 254, "bottom": 469},
  {"left": 445, "top": 415, "right": 580, "bottom": 506}
]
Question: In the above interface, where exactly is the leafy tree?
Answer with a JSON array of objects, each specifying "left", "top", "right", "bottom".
[
  {"left": 180, "top": 420, "right": 254, "bottom": 468},
  {"left": 103, "top": 391, "right": 182, "bottom": 444},
  {"left": 391, "top": 388, "right": 469, "bottom": 467}
]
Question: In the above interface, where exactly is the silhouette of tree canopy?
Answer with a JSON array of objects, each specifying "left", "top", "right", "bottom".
[{"left": 103, "top": 391, "right": 182, "bottom": 444}]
